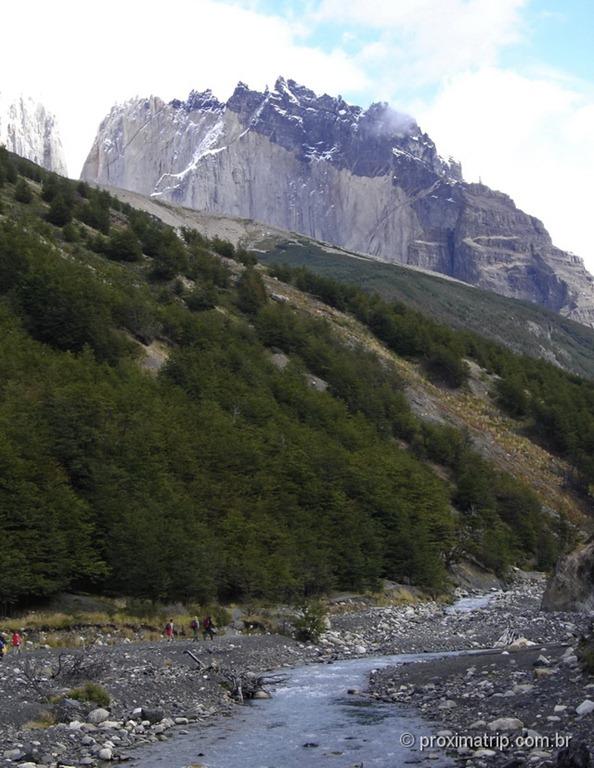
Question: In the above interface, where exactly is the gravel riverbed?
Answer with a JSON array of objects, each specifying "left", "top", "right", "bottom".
[{"left": 0, "top": 572, "right": 591, "bottom": 768}]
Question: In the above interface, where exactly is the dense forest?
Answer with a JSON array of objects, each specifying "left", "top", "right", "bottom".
[
  {"left": 269, "top": 265, "right": 594, "bottom": 495},
  {"left": 0, "top": 148, "right": 581, "bottom": 607}
]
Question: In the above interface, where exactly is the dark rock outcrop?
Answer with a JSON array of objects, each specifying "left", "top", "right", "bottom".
[{"left": 542, "top": 538, "right": 594, "bottom": 613}]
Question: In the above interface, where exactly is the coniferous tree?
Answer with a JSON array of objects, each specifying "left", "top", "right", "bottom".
[
  {"left": 237, "top": 267, "right": 268, "bottom": 315},
  {"left": 14, "top": 177, "right": 33, "bottom": 203}
]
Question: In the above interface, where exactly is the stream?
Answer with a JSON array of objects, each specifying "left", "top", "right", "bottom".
[{"left": 132, "top": 596, "right": 493, "bottom": 768}]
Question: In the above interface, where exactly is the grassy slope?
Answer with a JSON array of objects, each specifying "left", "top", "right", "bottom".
[
  {"left": 257, "top": 239, "right": 594, "bottom": 380},
  {"left": 104, "top": 188, "right": 594, "bottom": 378}
]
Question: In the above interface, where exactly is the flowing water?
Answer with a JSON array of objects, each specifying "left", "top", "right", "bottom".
[
  {"left": 445, "top": 593, "right": 496, "bottom": 614},
  {"left": 133, "top": 596, "right": 492, "bottom": 768}
]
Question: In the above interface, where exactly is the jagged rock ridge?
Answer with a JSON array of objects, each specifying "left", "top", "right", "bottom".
[
  {"left": 0, "top": 93, "right": 67, "bottom": 175},
  {"left": 82, "top": 77, "right": 594, "bottom": 326}
]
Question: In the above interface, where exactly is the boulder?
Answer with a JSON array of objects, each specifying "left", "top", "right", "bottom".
[
  {"left": 575, "top": 700, "right": 594, "bottom": 717},
  {"left": 54, "top": 696, "right": 89, "bottom": 723},
  {"left": 487, "top": 717, "right": 524, "bottom": 732},
  {"left": 542, "top": 538, "right": 594, "bottom": 613},
  {"left": 88, "top": 708, "right": 110, "bottom": 724},
  {"left": 141, "top": 707, "right": 165, "bottom": 724}
]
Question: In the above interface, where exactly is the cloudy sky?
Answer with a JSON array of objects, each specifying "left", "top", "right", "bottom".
[{"left": 2, "top": 0, "right": 593, "bottom": 269}]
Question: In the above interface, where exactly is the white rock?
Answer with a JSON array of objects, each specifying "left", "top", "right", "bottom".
[
  {"left": 513, "top": 684, "right": 535, "bottom": 694},
  {"left": 487, "top": 717, "right": 524, "bottom": 732},
  {"left": 508, "top": 638, "right": 537, "bottom": 649},
  {"left": 98, "top": 747, "right": 113, "bottom": 760},
  {"left": 576, "top": 699, "right": 594, "bottom": 716},
  {"left": 0, "top": 93, "right": 67, "bottom": 173},
  {"left": 88, "top": 708, "right": 110, "bottom": 724}
]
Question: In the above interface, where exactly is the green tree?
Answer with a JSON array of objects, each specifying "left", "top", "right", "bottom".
[
  {"left": 107, "top": 227, "right": 143, "bottom": 262},
  {"left": 14, "top": 178, "right": 33, "bottom": 203},
  {"left": 47, "top": 194, "right": 73, "bottom": 227},
  {"left": 237, "top": 267, "right": 268, "bottom": 315}
]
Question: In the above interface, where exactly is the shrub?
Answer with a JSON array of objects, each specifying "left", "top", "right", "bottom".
[
  {"left": 235, "top": 248, "right": 258, "bottom": 266},
  {"left": 424, "top": 347, "right": 469, "bottom": 388},
  {"left": 107, "top": 227, "right": 142, "bottom": 262},
  {"left": 237, "top": 267, "right": 267, "bottom": 315},
  {"left": 14, "top": 178, "right": 33, "bottom": 204},
  {"left": 186, "top": 285, "right": 217, "bottom": 312},
  {"left": 46, "top": 195, "right": 73, "bottom": 227},
  {"left": 210, "top": 237, "right": 235, "bottom": 259},
  {"left": 293, "top": 600, "right": 327, "bottom": 643},
  {"left": 68, "top": 683, "right": 111, "bottom": 708}
]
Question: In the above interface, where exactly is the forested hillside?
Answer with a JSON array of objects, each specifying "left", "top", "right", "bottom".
[
  {"left": 0, "top": 149, "right": 588, "bottom": 608},
  {"left": 258, "top": 239, "right": 594, "bottom": 380}
]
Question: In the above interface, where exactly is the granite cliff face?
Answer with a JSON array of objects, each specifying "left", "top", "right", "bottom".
[
  {"left": 82, "top": 78, "right": 594, "bottom": 326},
  {"left": 0, "top": 93, "right": 67, "bottom": 175}
]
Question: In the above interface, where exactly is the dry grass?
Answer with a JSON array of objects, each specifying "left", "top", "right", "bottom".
[
  {"left": 5, "top": 602, "right": 231, "bottom": 649},
  {"left": 24, "top": 710, "right": 56, "bottom": 730}
]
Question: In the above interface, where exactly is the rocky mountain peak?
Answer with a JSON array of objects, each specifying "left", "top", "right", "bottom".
[
  {"left": 170, "top": 89, "right": 223, "bottom": 113},
  {"left": 81, "top": 78, "right": 594, "bottom": 327},
  {"left": 0, "top": 92, "right": 67, "bottom": 175}
]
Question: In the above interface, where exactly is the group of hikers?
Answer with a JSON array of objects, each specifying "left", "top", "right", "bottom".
[
  {"left": 0, "top": 618, "right": 215, "bottom": 656},
  {"left": 0, "top": 631, "right": 22, "bottom": 659},
  {"left": 164, "top": 615, "right": 216, "bottom": 642}
]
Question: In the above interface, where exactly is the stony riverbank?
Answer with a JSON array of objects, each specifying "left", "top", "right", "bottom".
[
  {"left": 0, "top": 635, "right": 318, "bottom": 768},
  {"left": 0, "top": 572, "right": 591, "bottom": 768},
  {"left": 368, "top": 574, "right": 594, "bottom": 768}
]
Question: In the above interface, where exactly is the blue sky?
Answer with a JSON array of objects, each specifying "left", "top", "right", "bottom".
[
  {"left": 233, "top": 0, "right": 594, "bottom": 104},
  {"left": 1, "top": 0, "right": 593, "bottom": 269}
]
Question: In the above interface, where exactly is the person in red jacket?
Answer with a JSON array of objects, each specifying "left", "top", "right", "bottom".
[
  {"left": 202, "top": 615, "right": 215, "bottom": 640},
  {"left": 164, "top": 620, "right": 174, "bottom": 642},
  {"left": 11, "top": 631, "right": 22, "bottom": 654}
]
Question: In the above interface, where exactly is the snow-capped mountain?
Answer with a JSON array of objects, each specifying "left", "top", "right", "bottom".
[
  {"left": 0, "top": 93, "right": 67, "bottom": 175},
  {"left": 82, "top": 77, "right": 594, "bottom": 327}
]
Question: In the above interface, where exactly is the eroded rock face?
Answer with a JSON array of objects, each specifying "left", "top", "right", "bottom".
[
  {"left": 0, "top": 93, "right": 67, "bottom": 175},
  {"left": 542, "top": 538, "right": 594, "bottom": 613},
  {"left": 82, "top": 77, "right": 594, "bottom": 326}
]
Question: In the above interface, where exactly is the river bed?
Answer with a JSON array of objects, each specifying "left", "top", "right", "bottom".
[{"left": 131, "top": 650, "right": 458, "bottom": 768}]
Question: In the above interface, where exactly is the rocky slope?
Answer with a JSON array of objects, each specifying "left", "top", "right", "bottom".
[
  {"left": 0, "top": 93, "right": 67, "bottom": 175},
  {"left": 82, "top": 77, "right": 594, "bottom": 326}
]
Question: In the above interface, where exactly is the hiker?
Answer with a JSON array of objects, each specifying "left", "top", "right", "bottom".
[
  {"left": 0, "top": 634, "right": 5, "bottom": 660},
  {"left": 11, "top": 631, "right": 22, "bottom": 654},
  {"left": 164, "top": 619, "right": 174, "bottom": 643},
  {"left": 202, "top": 615, "right": 215, "bottom": 640},
  {"left": 190, "top": 616, "right": 200, "bottom": 642}
]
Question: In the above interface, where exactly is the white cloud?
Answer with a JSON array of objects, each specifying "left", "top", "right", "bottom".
[
  {"left": 0, "top": 0, "right": 367, "bottom": 176},
  {"left": 317, "top": 0, "right": 528, "bottom": 87},
  {"left": 2, "top": 0, "right": 593, "bottom": 272},
  {"left": 415, "top": 68, "right": 594, "bottom": 268}
]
